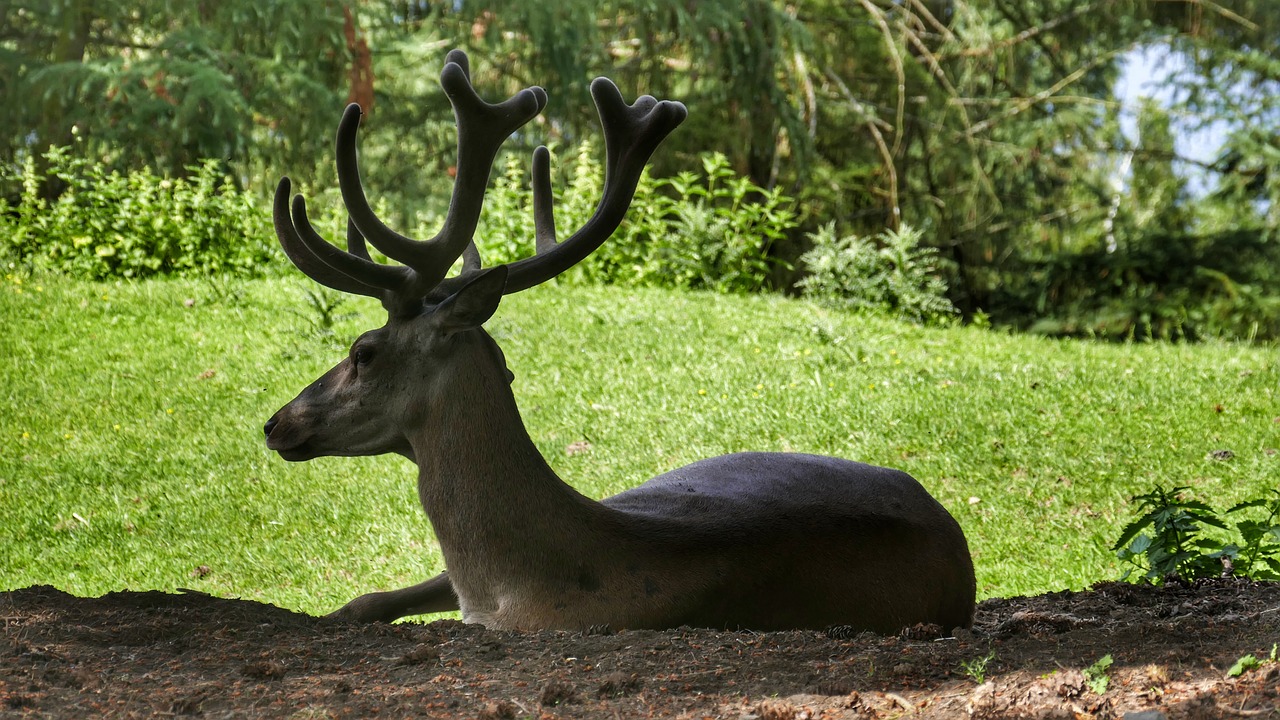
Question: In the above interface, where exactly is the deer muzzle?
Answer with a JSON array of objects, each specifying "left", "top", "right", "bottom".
[{"left": 263, "top": 410, "right": 315, "bottom": 461}]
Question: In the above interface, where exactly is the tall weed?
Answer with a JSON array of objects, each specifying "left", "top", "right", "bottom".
[{"left": 1113, "top": 486, "right": 1280, "bottom": 584}]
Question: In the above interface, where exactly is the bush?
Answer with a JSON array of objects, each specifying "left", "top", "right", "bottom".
[
  {"left": 1113, "top": 486, "right": 1280, "bottom": 584},
  {"left": 796, "top": 223, "right": 957, "bottom": 325},
  {"left": 473, "top": 144, "right": 796, "bottom": 293},
  {"left": 1, "top": 146, "right": 277, "bottom": 279},
  {"left": 992, "top": 229, "right": 1280, "bottom": 342}
]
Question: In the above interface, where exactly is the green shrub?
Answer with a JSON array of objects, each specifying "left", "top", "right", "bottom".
[
  {"left": 796, "top": 222, "right": 957, "bottom": 325},
  {"left": 994, "top": 228, "right": 1280, "bottom": 342},
  {"left": 1, "top": 146, "right": 277, "bottom": 279},
  {"left": 1113, "top": 486, "right": 1280, "bottom": 584},
  {"left": 473, "top": 144, "right": 796, "bottom": 293}
]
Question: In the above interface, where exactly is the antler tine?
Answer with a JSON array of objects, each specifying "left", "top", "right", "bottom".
[
  {"left": 531, "top": 145, "right": 557, "bottom": 253},
  {"left": 272, "top": 178, "right": 389, "bottom": 299},
  {"left": 290, "top": 193, "right": 414, "bottom": 293},
  {"left": 462, "top": 241, "right": 483, "bottom": 272},
  {"left": 346, "top": 218, "right": 372, "bottom": 261},
  {"left": 337, "top": 53, "right": 548, "bottom": 295},
  {"left": 498, "top": 78, "right": 687, "bottom": 295}
]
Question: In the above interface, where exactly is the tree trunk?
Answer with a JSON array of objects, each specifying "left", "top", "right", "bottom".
[{"left": 39, "top": 0, "right": 92, "bottom": 200}]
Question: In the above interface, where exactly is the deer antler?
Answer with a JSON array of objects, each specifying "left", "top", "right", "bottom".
[
  {"left": 273, "top": 50, "right": 686, "bottom": 314},
  {"left": 473, "top": 78, "right": 687, "bottom": 296}
]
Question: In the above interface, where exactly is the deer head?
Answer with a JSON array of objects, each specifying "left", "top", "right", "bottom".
[{"left": 263, "top": 50, "right": 687, "bottom": 463}]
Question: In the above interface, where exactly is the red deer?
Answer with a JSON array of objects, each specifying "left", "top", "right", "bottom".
[{"left": 264, "top": 50, "right": 975, "bottom": 634}]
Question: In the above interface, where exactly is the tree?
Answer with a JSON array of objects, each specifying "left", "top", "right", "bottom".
[
  {"left": 1128, "top": 98, "right": 1192, "bottom": 240},
  {"left": 3, "top": 0, "right": 1276, "bottom": 338},
  {"left": 0, "top": 0, "right": 357, "bottom": 185}
]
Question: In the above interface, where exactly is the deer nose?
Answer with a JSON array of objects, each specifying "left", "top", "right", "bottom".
[{"left": 263, "top": 417, "right": 278, "bottom": 438}]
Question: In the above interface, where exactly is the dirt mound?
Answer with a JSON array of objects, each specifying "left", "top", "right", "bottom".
[{"left": 3, "top": 579, "right": 1278, "bottom": 718}]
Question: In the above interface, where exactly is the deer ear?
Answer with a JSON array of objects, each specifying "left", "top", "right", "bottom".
[{"left": 433, "top": 265, "right": 509, "bottom": 334}]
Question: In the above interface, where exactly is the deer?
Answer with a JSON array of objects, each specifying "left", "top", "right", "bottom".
[{"left": 263, "top": 50, "right": 976, "bottom": 635}]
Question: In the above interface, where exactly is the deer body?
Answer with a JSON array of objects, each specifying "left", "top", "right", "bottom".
[
  {"left": 265, "top": 50, "right": 975, "bottom": 634},
  {"left": 454, "top": 452, "right": 972, "bottom": 633}
]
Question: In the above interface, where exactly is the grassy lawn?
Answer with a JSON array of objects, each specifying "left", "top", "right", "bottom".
[{"left": 2, "top": 272, "right": 1276, "bottom": 616}]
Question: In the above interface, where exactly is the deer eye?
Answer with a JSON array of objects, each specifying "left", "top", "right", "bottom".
[{"left": 353, "top": 346, "right": 375, "bottom": 366}]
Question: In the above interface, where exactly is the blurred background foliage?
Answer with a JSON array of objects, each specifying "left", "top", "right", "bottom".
[{"left": 1, "top": 0, "right": 1277, "bottom": 340}]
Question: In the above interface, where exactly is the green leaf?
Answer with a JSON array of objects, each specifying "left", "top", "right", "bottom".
[
  {"left": 1227, "top": 654, "right": 1261, "bottom": 677},
  {"left": 1227, "top": 498, "right": 1270, "bottom": 513},
  {"left": 1112, "top": 513, "right": 1158, "bottom": 552},
  {"left": 1083, "top": 654, "right": 1113, "bottom": 694}
]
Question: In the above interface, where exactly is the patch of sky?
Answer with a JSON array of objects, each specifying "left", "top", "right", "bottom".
[{"left": 1114, "top": 44, "right": 1233, "bottom": 197}]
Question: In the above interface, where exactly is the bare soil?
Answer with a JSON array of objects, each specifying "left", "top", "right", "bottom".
[{"left": 2, "top": 579, "right": 1278, "bottom": 719}]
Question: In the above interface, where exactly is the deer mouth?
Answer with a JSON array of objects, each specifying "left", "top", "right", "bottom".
[
  {"left": 273, "top": 443, "right": 318, "bottom": 462},
  {"left": 267, "top": 437, "right": 316, "bottom": 462},
  {"left": 264, "top": 417, "right": 316, "bottom": 461}
]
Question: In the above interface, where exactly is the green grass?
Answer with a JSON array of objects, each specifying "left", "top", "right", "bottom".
[{"left": 2, "top": 272, "right": 1276, "bottom": 616}]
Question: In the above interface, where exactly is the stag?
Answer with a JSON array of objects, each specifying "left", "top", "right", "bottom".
[{"left": 264, "top": 50, "right": 976, "bottom": 633}]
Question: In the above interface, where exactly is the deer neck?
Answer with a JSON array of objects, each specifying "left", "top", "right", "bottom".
[{"left": 407, "top": 332, "right": 600, "bottom": 580}]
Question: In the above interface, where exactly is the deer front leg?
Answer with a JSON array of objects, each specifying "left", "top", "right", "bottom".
[{"left": 327, "top": 572, "right": 458, "bottom": 623}]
